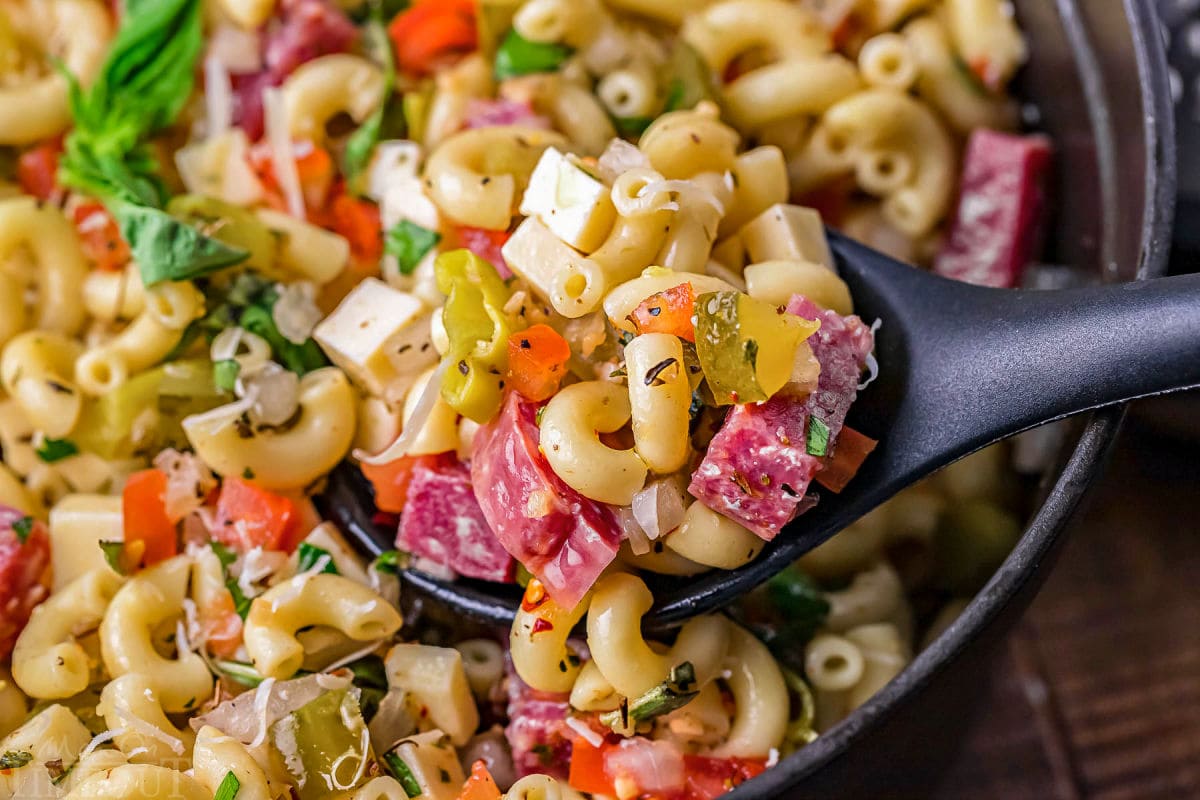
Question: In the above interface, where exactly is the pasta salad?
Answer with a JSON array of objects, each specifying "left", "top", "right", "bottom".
[{"left": 0, "top": 0, "right": 1049, "bottom": 797}]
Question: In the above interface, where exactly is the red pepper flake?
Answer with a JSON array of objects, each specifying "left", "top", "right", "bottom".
[
  {"left": 521, "top": 578, "right": 548, "bottom": 612},
  {"left": 531, "top": 618, "right": 554, "bottom": 636}
]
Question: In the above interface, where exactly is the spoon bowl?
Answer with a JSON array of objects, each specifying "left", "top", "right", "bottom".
[{"left": 320, "top": 231, "right": 1200, "bottom": 631}]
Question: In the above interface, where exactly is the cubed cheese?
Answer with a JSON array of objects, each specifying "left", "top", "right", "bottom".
[
  {"left": 385, "top": 644, "right": 479, "bottom": 746},
  {"left": 519, "top": 147, "right": 616, "bottom": 253},
  {"left": 368, "top": 140, "right": 424, "bottom": 204},
  {"left": 382, "top": 176, "right": 440, "bottom": 231},
  {"left": 48, "top": 494, "right": 123, "bottom": 591},
  {"left": 740, "top": 204, "right": 834, "bottom": 269},
  {"left": 384, "top": 731, "right": 465, "bottom": 800},
  {"left": 313, "top": 278, "right": 437, "bottom": 399},
  {"left": 0, "top": 705, "right": 93, "bottom": 797}
]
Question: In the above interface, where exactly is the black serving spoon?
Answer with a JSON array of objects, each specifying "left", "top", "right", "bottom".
[{"left": 318, "top": 231, "right": 1200, "bottom": 631}]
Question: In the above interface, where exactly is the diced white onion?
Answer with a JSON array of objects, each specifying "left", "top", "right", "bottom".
[
  {"left": 357, "top": 358, "right": 450, "bottom": 465},
  {"left": 204, "top": 56, "right": 233, "bottom": 138},
  {"left": 598, "top": 139, "right": 650, "bottom": 183},
  {"left": 238, "top": 363, "right": 300, "bottom": 427},
  {"left": 617, "top": 506, "right": 651, "bottom": 556},
  {"left": 271, "top": 282, "right": 323, "bottom": 345},
  {"left": 631, "top": 479, "right": 687, "bottom": 540},
  {"left": 263, "top": 87, "right": 306, "bottom": 220}
]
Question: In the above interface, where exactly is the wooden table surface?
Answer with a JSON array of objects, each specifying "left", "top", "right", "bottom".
[{"left": 934, "top": 409, "right": 1200, "bottom": 799}]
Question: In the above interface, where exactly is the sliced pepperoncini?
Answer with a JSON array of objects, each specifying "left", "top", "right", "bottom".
[
  {"left": 434, "top": 249, "right": 514, "bottom": 423},
  {"left": 694, "top": 291, "right": 820, "bottom": 405}
]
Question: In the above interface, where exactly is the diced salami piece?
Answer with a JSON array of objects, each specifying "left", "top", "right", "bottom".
[
  {"left": 0, "top": 506, "right": 50, "bottom": 659},
  {"left": 934, "top": 130, "right": 1053, "bottom": 288},
  {"left": 463, "top": 99, "right": 552, "bottom": 131},
  {"left": 471, "top": 393, "right": 621, "bottom": 609},
  {"left": 397, "top": 458, "right": 515, "bottom": 583},
  {"left": 689, "top": 298, "right": 874, "bottom": 540},
  {"left": 504, "top": 660, "right": 571, "bottom": 779}
]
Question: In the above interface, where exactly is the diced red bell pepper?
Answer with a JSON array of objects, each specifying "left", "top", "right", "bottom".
[
  {"left": 389, "top": 0, "right": 477, "bottom": 76},
  {"left": 123, "top": 470, "right": 178, "bottom": 566},
  {"left": 507, "top": 324, "right": 572, "bottom": 402},
  {"left": 362, "top": 453, "right": 453, "bottom": 514},
  {"left": 457, "top": 761, "right": 502, "bottom": 800},
  {"left": 213, "top": 477, "right": 300, "bottom": 553},
  {"left": 72, "top": 202, "right": 131, "bottom": 272},
  {"left": 330, "top": 191, "right": 383, "bottom": 266},
  {"left": 17, "top": 139, "right": 62, "bottom": 201},
  {"left": 630, "top": 283, "right": 697, "bottom": 343},
  {"left": 568, "top": 734, "right": 614, "bottom": 795}
]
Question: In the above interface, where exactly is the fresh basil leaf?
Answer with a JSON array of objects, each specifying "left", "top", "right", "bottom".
[
  {"left": 806, "top": 416, "right": 831, "bottom": 457},
  {"left": 494, "top": 28, "right": 573, "bottom": 81},
  {"left": 36, "top": 438, "right": 78, "bottom": 463},
  {"left": 213, "top": 360, "right": 240, "bottom": 393},
  {"left": 345, "top": 11, "right": 399, "bottom": 185},
  {"left": 239, "top": 303, "right": 328, "bottom": 376},
  {"left": 113, "top": 203, "right": 250, "bottom": 286},
  {"left": 214, "top": 771, "right": 241, "bottom": 800},
  {"left": 297, "top": 542, "right": 340, "bottom": 575},
  {"left": 385, "top": 220, "right": 441, "bottom": 275},
  {"left": 766, "top": 566, "right": 829, "bottom": 643},
  {"left": 12, "top": 516, "right": 34, "bottom": 544}
]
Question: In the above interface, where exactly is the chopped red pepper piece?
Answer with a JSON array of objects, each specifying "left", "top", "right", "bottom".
[
  {"left": 507, "top": 324, "right": 572, "bottom": 402},
  {"left": 630, "top": 283, "right": 697, "bottom": 343}
]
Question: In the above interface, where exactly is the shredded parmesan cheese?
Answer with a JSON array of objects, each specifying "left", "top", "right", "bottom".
[
  {"left": 357, "top": 358, "right": 450, "bottom": 465},
  {"left": 859, "top": 318, "right": 883, "bottom": 390},
  {"left": 204, "top": 55, "right": 233, "bottom": 138},
  {"left": 80, "top": 728, "right": 126, "bottom": 759},
  {"left": 263, "top": 87, "right": 305, "bottom": 219},
  {"left": 248, "top": 677, "right": 277, "bottom": 749},
  {"left": 566, "top": 716, "right": 604, "bottom": 748}
]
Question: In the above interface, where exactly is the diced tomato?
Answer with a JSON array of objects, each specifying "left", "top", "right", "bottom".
[
  {"left": 458, "top": 761, "right": 502, "bottom": 800},
  {"left": 213, "top": 477, "right": 299, "bottom": 553},
  {"left": 815, "top": 425, "right": 877, "bottom": 493},
  {"left": 567, "top": 735, "right": 615, "bottom": 795},
  {"left": 682, "top": 756, "right": 769, "bottom": 800},
  {"left": 507, "top": 324, "right": 571, "bottom": 402},
  {"left": 123, "top": 470, "right": 178, "bottom": 567},
  {"left": 630, "top": 283, "right": 697, "bottom": 343},
  {"left": 362, "top": 453, "right": 452, "bottom": 514},
  {"left": 16, "top": 139, "right": 63, "bottom": 201},
  {"left": 0, "top": 507, "right": 50, "bottom": 659},
  {"left": 456, "top": 226, "right": 512, "bottom": 278},
  {"left": 330, "top": 191, "right": 383, "bottom": 267},
  {"left": 200, "top": 591, "right": 243, "bottom": 660},
  {"left": 72, "top": 202, "right": 131, "bottom": 272},
  {"left": 388, "top": 0, "right": 477, "bottom": 77}
]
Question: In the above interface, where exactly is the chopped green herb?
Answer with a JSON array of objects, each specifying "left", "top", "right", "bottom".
[
  {"left": 530, "top": 743, "right": 556, "bottom": 767},
  {"left": 346, "top": 655, "right": 388, "bottom": 690},
  {"left": 213, "top": 659, "right": 266, "bottom": 688},
  {"left": 345, "top": 6, "right": 401, "bottom": 184},
  {"left": 766, "top": 566, "right": 829, "bottom": 643},
  {"left": 613, "top": 115, "right": 654, "bottom": 138},
  {"left": 493, "top": 28, "right": 573, "bottom": 81},
  {"left": 806, "top": 416, "right": 830, "bottom": 457},
  {"left": 0, "top": 750, "right": 32, "bottom": 770},
  {"left": 113, "top": 202, "right": 250, "bottom": 286},
  {"left": 35, "top": 437, "right": 78, "bottom": 463},
  {"left": 213, "top": 359, "right": 240, "bottom": 393},
  {"left": 373, "top": 550, "right": 409, "bottom": 575},
  {"left": 12, "top": 516, "right": 34, "bottom": 544},
  {"left": 242, "top": 467, "right": 255, "bottom": 480},
  {"left": 385, "top": 220, "right": 442, "bottom": 276},
  {"left": 383, "top": 752, "right": 422, "bottom": 798},
  {"left": 98, "top": 540, "right": 129, "bottom": 576},
  {"left": 297, "top": 542, "right": 340, "bottom": 575},
  {"left": 600, "top": 661, "right": 699, "bottom": 731},
  {"left": 211, "top": 541, "right": 253, "bottom": 619},
  {"left": 214, "top": 771, "right": 241, "bottom": 800},
  {"left": 238, "top": 301, "right": 328, "bottom": 376}
]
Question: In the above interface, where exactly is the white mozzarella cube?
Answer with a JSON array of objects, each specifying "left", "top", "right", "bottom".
[
  {"left": 384, "top": 731, "right": 465, "bottom": 800},
  {"left": 501, "top": 217, "right": 592, "bottom": 309},
  {"left": 740, "top": 204, "right": 835, "bottom": 269},
  {"left": 519, "top": 147, "right": 616, "bottom": 253},
  {"left": 367, "top": 140, "right": 424, "bottom": 203},
  {"left": 48, "top": 494, "right": 123, "bottom": 591},
  {"left": 313, "top": 278, "right": 437, "bottom": 399},
  {"left": 385, "top": 644, "right": 479, "bottom": 747}
]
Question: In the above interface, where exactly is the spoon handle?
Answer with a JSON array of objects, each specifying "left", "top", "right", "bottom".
[{"left": 839, "top": 230, "right": 1200, "bottom": 491}]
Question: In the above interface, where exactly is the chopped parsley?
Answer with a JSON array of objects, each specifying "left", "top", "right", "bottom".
[
  {"left": 383, "top": 752, "right": 422, "bottom": 798},
  {"left": 385, "top": 220, "right": 442, "bottom": 276},
  {"left": 213, "top": 359, "right": 240, "bottom": 393},
  {"left": 12, "top": 516, "right": 34, "bottom": 544},
  {"left": 211, "top": 541, "right": 253, "bottom": 619},
  {"left": 35, "top": 437, "right": 78, "bottom": 463},
  {"left": 493, "top": 28, "right": 573, "bottom": 81},
  {"left": 373, "top": 550, "right": 409, "bottom": 575},
  {"left": 297, "top": 542, "right": 339, "bottom": 575},
  {"left": 0, "top": 750, "right": 32, "bottom": 770},
  {"left": 214, "top": 771, "right": 241, "bottom": 800},
  {"left": 806, "top": 416, "right": 831, "bottom": 457}
]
